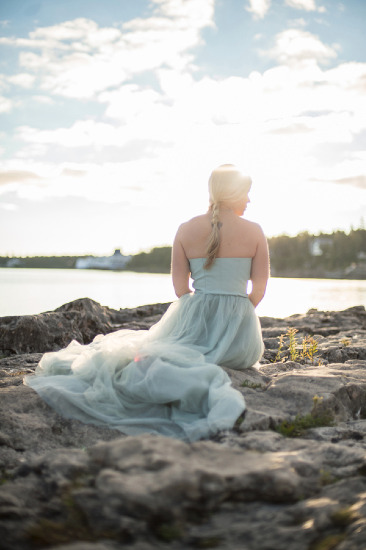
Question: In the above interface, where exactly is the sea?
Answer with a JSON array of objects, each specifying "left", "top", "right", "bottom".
[{"left": 0, "top": 268, "right": 365, "bottom": 319}]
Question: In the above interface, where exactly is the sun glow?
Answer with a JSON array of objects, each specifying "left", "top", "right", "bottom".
[{"left": 0, "top": 0, "right": 365, "bottom": 256}]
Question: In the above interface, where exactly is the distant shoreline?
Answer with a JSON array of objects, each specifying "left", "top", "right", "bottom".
[
  {"left": 0, "top": 265, "right": 365, "bottom": 280},
  {"left": 269, "top": 268, "right": 366, "bottom": 281},
  {"left": 1, "top": 228, "right": 366, "bottom": 279}
]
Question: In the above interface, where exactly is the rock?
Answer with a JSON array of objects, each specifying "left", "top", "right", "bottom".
[
  {"left": 261, "top": 306, "right": 366, "bottom": 364},
  {"left": 0, "top": 298, "right": 170, "bottom": 355},
  {"left": 0, "top": 302, "right": 366, "bottom": 549},
  {"left": 0, "top": 312, "right": 85, "bottom": 355}
]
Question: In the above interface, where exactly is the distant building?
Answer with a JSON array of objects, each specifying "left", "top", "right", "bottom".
[
  {"left": 6, "top": 258, "right": 22, "bottom": 267},
  {"left": 309, "top": 237, "right": 332, "bottom": 256},
  {"left": 345, "top": 250, "right": 366, "bottom": 279},
  {"left": 75, "top": 249, "right": 131, "bottom": 270}
]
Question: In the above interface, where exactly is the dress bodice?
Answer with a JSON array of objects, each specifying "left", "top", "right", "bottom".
[{"left": 189, "top": 257, "right": 251, "bottom": 298}]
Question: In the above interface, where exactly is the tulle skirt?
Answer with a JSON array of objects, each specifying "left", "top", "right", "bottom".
[{"left": 24, "top": 292, "right": 264, "bottom": 442}]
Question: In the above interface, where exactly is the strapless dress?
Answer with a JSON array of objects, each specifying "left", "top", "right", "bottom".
[{"left": 24, "top": 258, "right": 264, "bottom": 442}]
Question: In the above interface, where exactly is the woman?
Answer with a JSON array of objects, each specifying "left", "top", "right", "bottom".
[{"left": 24, "top": 164, "right": 269, "bottom": 442}]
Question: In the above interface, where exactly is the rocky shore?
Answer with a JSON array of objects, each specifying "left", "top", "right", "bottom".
[{"left": 1, "top": 298, "right": 366, "bottom": 550}]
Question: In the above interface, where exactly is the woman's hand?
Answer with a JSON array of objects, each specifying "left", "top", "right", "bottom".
[
  {"left": 249, "top": 225, "right": 270, "bottom": 307},
  {"left": 171, "top": 225, "right": 191, "bottom": 298}
]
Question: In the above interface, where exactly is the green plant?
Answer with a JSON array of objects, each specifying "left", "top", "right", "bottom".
[
  {"left": 0, "top": 469, "right": 12, "bottom": 486},
  {"left": 302, "top": 336, "right": 319, "bottom": 362},
  {"left": 312, "top": 394, "right": 323, "bottom": 410},
  {"left": 154, "top": 522, "right": 183, "bottom": 542},
  {"left": 287, "top": 327, "right": 299, "bottom": 361},
  {"left": 275, "top": 412, "right": 333, "bottom": 437},
  {"left": 319, "top": 469, "right": 337, "bottom": 486},
  {"left": 27, "top": 517, "right": 95, "bottom": 546},
  {"left": 310, "top": 534, "right": 346, "bottom": 550},
  {"left": 341, "top": 338, "right": 351, "bottom": 347},
  {"left": 241, "top": 380, "right": 265, "bottom": 390},
  {"left": 330, "top": 506, "right": 358, "bottom": 527},
  {"left": 273, "top": 329, "right": 321, "bottom": 365},
  {"left": 274, "top": 334, "right": 285, "bottom": 362},
  {"left": 275, "top": 395, "right": 334, "bottom": 437},
  {"left": 27, "top": 483, "right": 100, "bottom": 545},
  {"left": 234, "top": 412, "right": 246, "bottom": 429}
]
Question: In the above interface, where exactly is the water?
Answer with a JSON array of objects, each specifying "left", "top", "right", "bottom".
[{"left": 0, "top": 268, "right": 365, "bottom": 318}]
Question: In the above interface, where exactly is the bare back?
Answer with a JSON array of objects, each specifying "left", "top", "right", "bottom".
[
  {"left": 172, "top": 210, "right": 270, "bottom": 306},
  {"left": 178, "top": 211, "right": 259, "bottom": 259}
]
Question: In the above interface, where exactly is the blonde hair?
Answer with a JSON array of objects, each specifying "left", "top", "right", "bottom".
[{"left": 205, "top": 164, "right": 252, "bottom": 269}]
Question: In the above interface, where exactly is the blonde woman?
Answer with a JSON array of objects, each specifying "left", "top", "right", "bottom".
[
  {"left": 25, "top": 165, "right": 269, "bottom": 442},
  {"left": 173, "top": 163, "right": 268, "bottom": 304}
]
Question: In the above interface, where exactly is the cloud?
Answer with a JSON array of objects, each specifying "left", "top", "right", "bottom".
[
  {"left": 247, "top": 0, "right": 325, "bottom": 19},
  {"left": 0, "top": 202, "right": 18, "bottom": 211},
  {"left": 285, "top": 114, "right": 355, "bottom": 145},
  {"left": 246, "top": 0, "right": 271, "bottom": 19},
  {"left": 61, "top": 168, "right": 87, "bottom": 177},
  {"left": 0, "top": 95, "right": 13, "bottom": 113},
  {"left": 0, "top": 159, "right": 179, "bottom": 208},
  {"left": 284, "top": 0, "right": 326, "bottom": 13},
  {"left": 312, "top": 174, "right": 366, "bottom": 190},
  {"left": 1, "top": 1, "right": 364, "bottom": 241},
  {"left": 8, "top": 73, "right": 36, "bottom": 88},
  {"left": 16, "top": 119, "right": 174, "bottom": 151},
  {"left": 267, "top": 121, "right": 313, "bottom": 134},
  {"left": 17, "top": 48, "right": 129, "bottom": 98},
  {"left": 0, "top": 75, "right": 13, "bottom": 112},
  {"left": 0, "top": 18, "right": 118, "bottom": 52},
  {"left": 288, "top": 18, "right": 307, "bottom": 27},
  {"left": 151, "top": 0, "right": 215, "bottom": 27},
  {"left": 0, "top": 170, "right": 41, "bottom": 185},
  {"left": 264, "top": 29, "right": 338, "bottom": 65},
  {"left": 2, "top": 0, "right": 215, "bottom": 99},
  {"left": 99, "top": 84, "right": 167, "bottom": 123},
  {"left": 310, "top": 150, "right": 366, "bottom": 196},
  {"left": 334, "top": 175, "right": 366, "bottom": 189},
  {"left": 30, "top": 17, "right": 118, "bottom": 45},
  {"left": 12, "top": 55, "right": 366, "bottom": 170},
  {"left": 31, "top": 95, "right": 55, "bottom": 104},
  {"left": 16, "top": 121, "right": 118, "bottom": 148},
  {"left": 326, "top": 61, "right": 366, "bottom": 92}
]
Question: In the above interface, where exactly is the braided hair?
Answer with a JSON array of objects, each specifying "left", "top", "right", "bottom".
[
  {"left": 204, "top": 202, "right": 222, "bottom": 269},
  {"left": 204, "top": 164, "right": 251, "bottom": 269}
]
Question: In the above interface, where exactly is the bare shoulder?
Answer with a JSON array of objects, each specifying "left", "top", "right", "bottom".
[
  {"left": 239, "top": 218, "right": 265, "bottom": 236},
  {"left": 176, "top": 214, "right": 209, "bottom": 235}
]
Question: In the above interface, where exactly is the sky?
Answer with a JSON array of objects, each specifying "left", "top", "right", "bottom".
[{"left": 0, "top": 0, "right": 365, "bottom": 257}]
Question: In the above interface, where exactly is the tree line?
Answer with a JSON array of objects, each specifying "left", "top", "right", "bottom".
[
  {"left": 1, "top": 229, "right": 365, "bottom": 277},
  {"left": 268, "top": 229, "right": 366, "bottom": 276}
]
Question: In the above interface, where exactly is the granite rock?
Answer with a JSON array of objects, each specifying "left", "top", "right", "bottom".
[
  {"left": 0, "top": 300, "right": 366, "bottom": 550},
  {"left": 0, "top": 298, "right": 170, "bottom": 355}
]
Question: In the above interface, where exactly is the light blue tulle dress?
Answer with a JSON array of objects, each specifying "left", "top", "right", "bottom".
[{"left": 24, "top": 258, "right": 264, "bottom": 442}]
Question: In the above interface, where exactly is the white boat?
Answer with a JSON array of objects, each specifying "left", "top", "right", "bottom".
[{"left": 75, "top": 249, "right": 131, "bottom": 270}]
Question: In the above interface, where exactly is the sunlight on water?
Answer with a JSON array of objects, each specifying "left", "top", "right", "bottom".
[
  {"left": 256, "top": 277, "right": 366, "bottom": 318},
  {"left": 0, "top": 268, "right": 365, "bottom": 318},
  {"left": 0, "top": 269, "right": 176, "bottom": 316}
]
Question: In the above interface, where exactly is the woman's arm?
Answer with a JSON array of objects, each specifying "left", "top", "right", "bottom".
[
  {"left": 249, "top": 225, "right": 270, "bottom": 307},
  {"left": 171, "top": 225, "right": 191, "bottom": 298}
]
